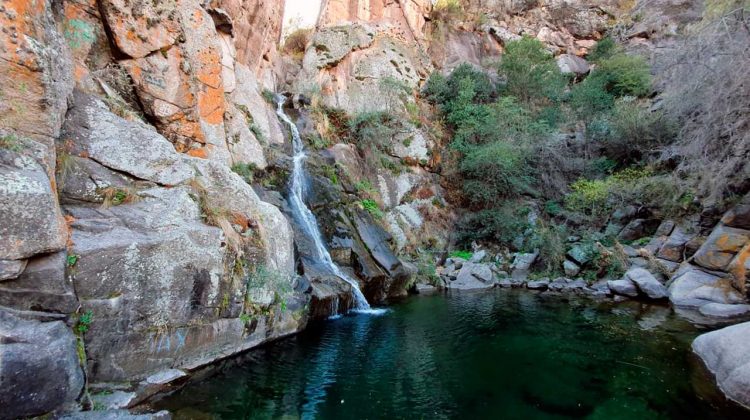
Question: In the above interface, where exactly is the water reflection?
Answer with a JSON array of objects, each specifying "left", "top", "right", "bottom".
[{"left": 152, "top": 290, "right": 733, "bottom": 419}]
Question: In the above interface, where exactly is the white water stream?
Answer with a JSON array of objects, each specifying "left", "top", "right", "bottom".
[{"left": 275, "top": 96, "right": 383, "bottom": 314}]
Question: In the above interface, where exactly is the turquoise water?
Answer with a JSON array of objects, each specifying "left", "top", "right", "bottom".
[{"left": 152, "top": 290, "right": 736, "bottom": 419}]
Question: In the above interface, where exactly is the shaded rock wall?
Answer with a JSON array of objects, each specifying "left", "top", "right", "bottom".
[{"left": 0, "top": 0, "right": 309, "bottom": 415}]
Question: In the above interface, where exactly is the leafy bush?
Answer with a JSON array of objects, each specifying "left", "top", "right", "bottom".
[
  {"left": 457, "top": 203, "right": 530, "bottom": 245},
  {"left": 460, "top": 141, "right": 531, "bottom": 202},
  {"left": 498, "top": 37, "right": 567, "bottom": 106},
  {"left": 587, "top": 37, "right": 617, "bottom": 62},
  {"left": 449, "top": 250, "right": 473, "bottom": 260},
  {"left": 360, "top": 199, "right": 383, "bottom": 218},
  {"left": 527, "top": 221, "right": 568, "bottom": 273},
  {"left": 591, "top": 54, "right": 652, "bottom": 98},
  {"left": 602, "top": 100, "right": 677, "bottom": 164},
  {"left": 348, "top": 111, "right": 399, "bottom": 150},
  {"left": 0, "top": 133, "right": 22, "bottom": 152},
  {"left": 231, "top": 163, "right": 258, "bottom": 184},
  {"left": 424, "top": 63, "right": 495, "bottom": 107}
]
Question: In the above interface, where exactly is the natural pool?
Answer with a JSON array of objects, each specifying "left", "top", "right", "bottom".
[{"left": 151, "top": 290, "right": 739, "bottom": 419}]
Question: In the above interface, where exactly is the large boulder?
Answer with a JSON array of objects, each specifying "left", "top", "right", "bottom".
[
  {"left": 693, "top": 322, "right": 750, "bottom": 410},
  {"left": 295, "top": 23, "right": 429, "bottom": 112},
  {"left": 556, "top": 54, "right": 590, "bottom": 75},
  {"left": 668, "top": 266, "right": 746, "bottom": 308},
  {"left": 449, "top": 262, "right": 496, "bottom": 290},
  {"left": 722, "top": 193, "right": 750, "bottom": 230},
  {"left": 0, "top": 310, "right": 84, "bottom": 418},
  {"left": 657, "top": 225, "right": 697, "bottom": 262},
  {"left": 692, "top": 224, "right": 750, "bottom": 271},
  {"left": 608, "top": 279, "right": 639, "bottom": 297},
  {"left": 625, "top": 267, "right": 668, "bottom": 299}
]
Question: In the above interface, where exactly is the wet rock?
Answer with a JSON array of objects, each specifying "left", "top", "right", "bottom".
[
  {"left": 527, "top": 278, "right": 549, "bottom": 291},
  {"left": 607, "top": 279, "right": 639, "bottom": 298},
  {"left": 58, "top": 410, "right": 171, "bottom": 420},
  {"left": 91, "top": 391, "right": 137, "bottom": 410},
  {"left": 698, "top": 303, "right": 750, "bottom": 319},
  {"left": 668, "top": 266, "right": 746, "bottom": 308},
  {"left": 692, "top": 321, "right": 750, "bottom": 409},
  {"left": 0, "top": 310, "right": 84, "bottom": 418},
  {"left": 625, "top": 268, "right": 668, "bottom": 299},
  {"left": 415, "top": 283, "right": 438, "bottom": 294}
]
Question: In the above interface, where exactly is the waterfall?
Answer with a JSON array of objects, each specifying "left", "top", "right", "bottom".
[{"left": 275, "top": 96, "right": 381, "bottom": 314}]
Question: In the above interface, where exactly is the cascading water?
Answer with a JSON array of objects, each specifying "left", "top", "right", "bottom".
[{"left": 275, "top": 95, "right": 381, "bottom": 314}]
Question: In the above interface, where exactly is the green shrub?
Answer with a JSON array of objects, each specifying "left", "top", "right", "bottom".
[
  {"left": 348, "top": 111, "right": 398, "bottom": 150},
  {"left": 568, "top": 77, "right": 615, "bottom": 119},
  {"left": 0, "top": 133, "right": 22, "bottom": 152},
  {"left": 587, "top": 37, "right": 618, "bottom": 62},
  {"left": 499, "top": 37, "right": 567, "bottom": 106},
  {"left": 360, "top": 199, "right": 383, "bottom": 218},
  {"left": 527, "top": 221, "right": 568, "bottom": 273},
  {"left": 457, "top": 203, "right": 530, "bottom": 245},
  {"left": 602, "top": 99, "right": 677, "bottom": 164},
  {"left": 424, "top": 64, "right": 495, "bottom": 107},
  {"left": 449, "top": 250, "right": 473, "bottom": 260},
  {"left": 231, "top": 163, "right": 258, "bottom": 184},
  {"left": 459, "top": 141, "right": 531, "bottom": 202},
  {"left": 321, "top": 164, "right": 338, "bottom": 185},
  {"left": 591, "top": 53, "right": 652, "bottom": 98},
  {"left": 416, "top": 250, "right": 442, "bottom": 285}
]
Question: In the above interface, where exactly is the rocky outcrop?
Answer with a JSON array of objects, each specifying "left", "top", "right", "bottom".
[
  {"left": 668, "top": 195, "right": 750, "bottom": 313},
  {"left": 318, "top": 0, "right": 432, "bottom": 45},
  {"left": 294, "top": 15, "right": 431, "bottom": 112},
  {"left": 693, "top": 321, "right": 750, "bottom": 410},
  {"left": 0, "top": 311, "right": 84, "bottom": 419}
]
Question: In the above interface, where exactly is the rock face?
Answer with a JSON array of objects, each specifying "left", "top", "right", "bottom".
[
  {"left": 693, "top": 322, "right": 750, "bottom": 410},
  {"left": 0, "top": 311, "right": 84, "bottom": 419},
  {"left": 318, "top": 0, "right": 432, "bottom": 45},
  {"left": 294, "top": 17, "right": 431, "bottom": 112}
]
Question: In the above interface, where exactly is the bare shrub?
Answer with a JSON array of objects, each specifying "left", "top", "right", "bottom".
[
  {"left": 661, "top": 3, "right": 750, "bottom": 204},
  {"left": 283, "top": 28, "right": 312, "bottom": 59}
]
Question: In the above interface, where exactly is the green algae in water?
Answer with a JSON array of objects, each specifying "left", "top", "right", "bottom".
[{"left": 152, "top": 290, "right": 732, "bottom": 419}]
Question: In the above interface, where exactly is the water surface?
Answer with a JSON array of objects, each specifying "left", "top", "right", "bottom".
[{"left": 153, "top": 290, "right": 734, "bottom": 419}]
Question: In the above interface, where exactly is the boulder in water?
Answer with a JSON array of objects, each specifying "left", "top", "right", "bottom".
[{"left": 692, "top": 321, "right": 750, "bottom": 410}]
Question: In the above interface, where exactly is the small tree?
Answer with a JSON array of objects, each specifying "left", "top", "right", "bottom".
[{"left": 499, "top": 37, "right": 566, "bottom": 107}]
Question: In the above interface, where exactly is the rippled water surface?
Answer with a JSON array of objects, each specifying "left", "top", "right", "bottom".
[{"left": 152, "top": 290, "right": 734, "bottom": 419}]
